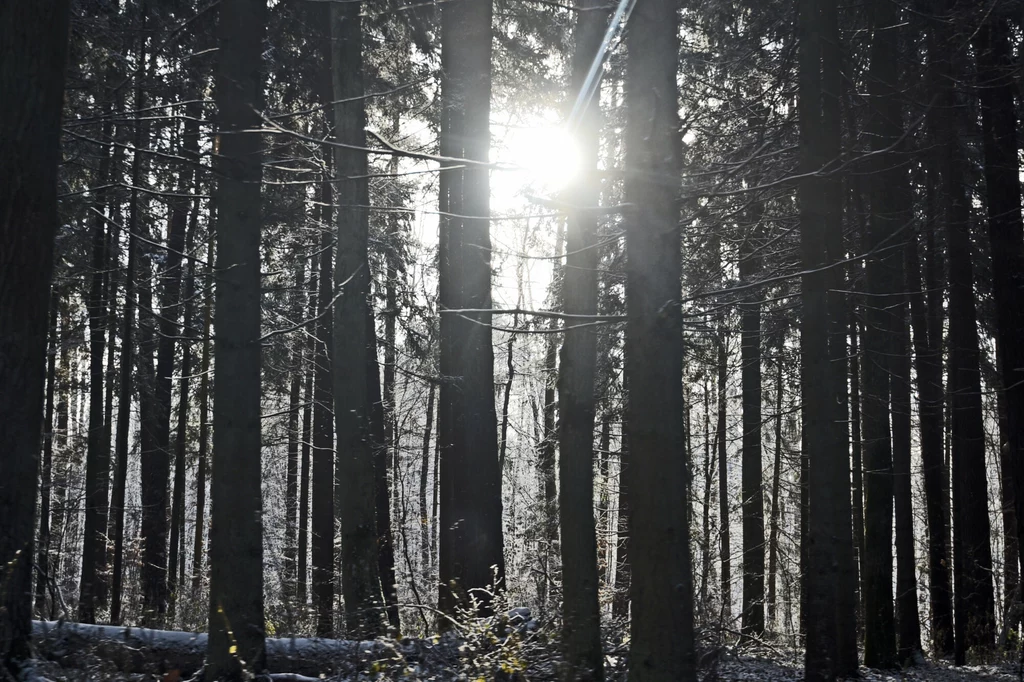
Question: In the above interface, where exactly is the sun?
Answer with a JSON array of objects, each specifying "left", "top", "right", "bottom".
[
  {"left": 509, "top": 125, "right": 582, "bottom": 188},
  {"left": 492, "top": 124, "right": 582, "bottom": 209}
]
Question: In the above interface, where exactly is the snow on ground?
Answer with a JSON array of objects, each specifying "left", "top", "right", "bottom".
[
  {"left": 710, "top": 651, "right": 1024, "bottom": 682},
  {"left": 27, "top": 627, "right": 1024, "bottom": 682},
  {"left": 32, "top": 654, "right": 1024, "bottom": 682}
]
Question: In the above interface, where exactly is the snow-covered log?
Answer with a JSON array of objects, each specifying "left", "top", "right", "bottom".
[{"left": 31, "top": 620, "right": 411, "bottom": 677}]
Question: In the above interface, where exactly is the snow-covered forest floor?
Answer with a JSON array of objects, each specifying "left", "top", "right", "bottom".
[
  {"left": 28, "top": 642, "right": 1024, "bottom": 682},
  {"left": 26, "top": 617, "right": 1024, "bottom": 681},
  {"left": 712, "top": 652, "right": 1024, "bottom": 681}
]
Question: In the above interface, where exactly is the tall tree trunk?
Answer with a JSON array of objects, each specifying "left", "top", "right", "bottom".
[
  {"left": 556, "top": 0, "right": 607, "bottom": 673},
  {"left": 311, "top": 179, "right": 336, "bottom": 637},
  {"left": 36, "top": 299, "right": 59, "bottom": 617},
  {"left": 849, "top": 307, "right": 865, "bottom": 594},
  {"left": 799, "top": 0, "right": 849, "bottom": 676},
  {"left": 699, "top": 381, "right": 712, "bottom": 610},
  {"left": 995, "top": 354, "right": 1019, "bottom": 633},
  {"left": 716, "top": 335, "right": 731, "bottom": 620},
  {"left": 906, "top": 169, "right": 954, "bottom": 655},
  {"left": 0, "top": 0, "right": 71, "bottom": 673},
  {"left": 110, "top": 25, "right": 149, "bottom": 622},
  {"left": 930, "top": 4, "right": 996, "bottom": 660},
  {"left": 100, "top": 173, "right": 123, "bottom": 611},
  {"left": 431, "top": 407, "right": 440, "bottom": 567},
  {"left": 597, "top": 414, "right": 612, "bottom": 587},
  {"left": 367, "top": 310, "right": 398, "bottom": 631},
  {"left": 860, "top": 0, "right": 912, "bottom": 664},
  {"left": 498, "top": 336, "right": 515, "bottom": 468},
  {"left": 767, "top": 351, "right": 783, "bottom": 629},
  {"left": 612, "top": 412, "right": 630, "bottom": 621},
  {"left": 973, "top": 3, "right": 1024, "bottom": 634},
  {"left": 298, "top": 267, "right": 316, "bottom": 606},
  {"left": 191, "top": 232, "right": 214, "bottom": 594},
  {"left": 167, "top": 99, "right": 202, "bottom": 621},
  {"left": 109, "top": 236, "right": 137, "bottom": 626},
  {"left": 380, "top": 120, "right": 402, "bottom": 633},
  {"left": 206, "top": 0, "right": 268, "bottom": 675},
  {"left": 143, "top": 92, "right": 196, "bottom": 625},
  {"left": 538, "top": 224, "right": 563, "bottom": 611},
  {"left": 419, "top": 383, "right": 435, "bottom": 574},
  {"left": 623, "top": 0, "right": 696, "bottom": 673},
  {"left": 739, "top": 212, "right": 764, "bottom": 636},
  {"left": 892, "top": 300, "right": 921, "bottom": 660},
  {"left": 821, "top": 2, "right": 857, "bottom": 669},
  {"left": 436, "top": 0, "right": 505, "bottom": 617},
  {"left": 51, "top": 311, "right": 70, "bottom": 599},
  {"left": 330, "top": 1, "right": 387, "bottom": 638},
  {"left": 79, "top": 112, "right": 114, "bottom": 624},
  {"left": 285, "top": 260, "right": 306, "bottom": 606}
]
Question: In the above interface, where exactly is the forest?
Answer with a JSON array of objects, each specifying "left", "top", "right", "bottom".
[{"left": 2, "top": 0, "right": 1024, "bottom": 680}]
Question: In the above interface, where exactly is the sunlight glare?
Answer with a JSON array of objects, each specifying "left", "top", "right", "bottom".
[{"left": 503, "top": 125, "right": 582, "bottom": 193}]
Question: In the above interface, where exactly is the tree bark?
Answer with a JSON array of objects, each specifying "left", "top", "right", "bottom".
[
  {"left": 142, "top": 150, "right": 190, "bottom": 629},
  {"left": 329, "top": 0, "right": 387, "bottom": 639},
  {"left": 849, "top": 307, "right": 864, "bottom": 596},
  {"left": 973, "top": 3, "right": 1024, "bottom": 637},
  {"left": 0, "top": 0, "right": 71, "bottom": 673},
  {"left": 929, "top": 4, "right": 997, "bottom": 660},
  {"left": 623, "top": 0, "right": 696, "bottom": 675},
  {"left": 285, "top": 260, "right": 306, "bottom": 605},
  {"left": 538, "top": 224, "right": 563, "bottom": 611},
  {"left": 799, "top": 0, "right": 849, "bottom": 676},
  {"left": 767, "top": 351, "right": 784, "bottom": 629},
  {"left": 311, "top": 179, "right": 336, "bottom": 637},
  {"left": 611, "top": 415, "right": 631, "bottom": 621},
  {"left": 716, "top": 335, "right": 731, "bottom": 621},
  {"left": 191, "top": 232, "right": 215, "bottom": 594},
  {"left": 906, "top": 167, "right": 954, "bottom": 655},
  {"left": 437, "top": 0, "right": 505, "bottom": 617},
  {"left": 699, "top": 380, "right": 712, "bottom": 611},
  {"left": 78, "top": 111, "right": 114, "bottom": 625},
  {"left": 860, "top": 0, "right": 912, "bottom": 664},
  {"left": 168, "top": 98, "right": 202, "bottom": 622},
  {"left": 419, "top": 383, "right": 435, "bottom": 575},
  {"left": 556, "top": 0, "right": 608, "bottom": 673},
  {"left": 207, "top": 0, "right": 269, "bottom": 675},
  {"left": 379, "top": 122, "right": 402, "bottom": 633},
  {"left": 298, "top": 267, "right": 316, "bottom": 607},
  {"left": 36, "top": 298, "right": 60, "bottom": 617},
  {"left": 110, "top": 22, "right": 149, "bottom": 623},
  {"left": 892, "top": 299, "right": 921, "bottom": 660},
  {"left": 739, "top": 213, "right": 764, "bottom": 636}
]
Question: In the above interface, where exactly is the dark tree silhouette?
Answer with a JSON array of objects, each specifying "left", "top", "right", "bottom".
[{"left": 0, "top": 0, "right": 72, "bottom": 674}]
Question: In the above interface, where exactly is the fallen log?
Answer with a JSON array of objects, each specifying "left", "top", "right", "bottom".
[{"left": 31, "top": 620, "right": 429, "bottom": 678}]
